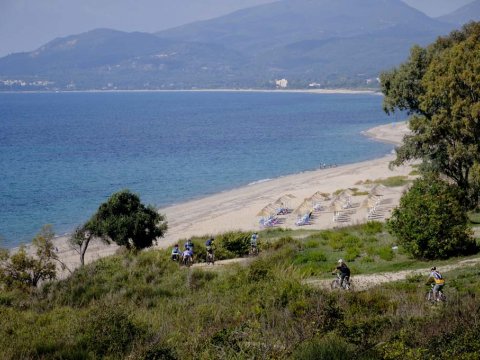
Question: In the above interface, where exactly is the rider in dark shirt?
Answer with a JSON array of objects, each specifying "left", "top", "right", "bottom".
[{"left": 336, "top": 259, "right": 350, "bottom": 288}]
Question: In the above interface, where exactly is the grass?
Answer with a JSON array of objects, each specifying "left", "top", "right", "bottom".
[
  {"left": 468, "top": 210, "right": 480, "bottom": 225},
  {"left": 359, "top": 176, "right": 411, "bottom": 187},
  {"left": 1, "top": 224, "right": 480, "bottom": 359}
]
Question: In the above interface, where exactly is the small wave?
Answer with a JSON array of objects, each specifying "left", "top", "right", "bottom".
[{"left": 248, "top": 178, "right": 272, "bottom": 186}]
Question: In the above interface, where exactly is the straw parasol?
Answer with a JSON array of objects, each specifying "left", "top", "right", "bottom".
[
  {"left": 256, "top": 204, "right": 276, "bottom": 217},
  {"left": 273, "top": 194, "right": 296, "bottom": 208},
  {"left": 310, "top": 191, "right": 330, "bottom": 202},
  {"left": 294, "top": 199, "right": 313, "bottom": 215}
]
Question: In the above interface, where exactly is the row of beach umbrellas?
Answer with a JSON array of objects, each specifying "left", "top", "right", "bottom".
[{"left": 258, "top": 184, "right": 391, "bottom": 218}]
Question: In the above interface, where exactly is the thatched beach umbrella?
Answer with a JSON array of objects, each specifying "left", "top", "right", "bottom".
[
  {"left": 294, "top": 199, "right": 312, "bottom": 215},
  {"left": 256, "top": 204, "right": 276, "bottom": 217},
  {"left": 273, "top": 194, "right": 296, "bottom": 209},
  {"left": 369, "top": 184, "right": 387, "bottom": 196},
  {"left": 310, "top": 191, "right": 330, "bottom": 202}
]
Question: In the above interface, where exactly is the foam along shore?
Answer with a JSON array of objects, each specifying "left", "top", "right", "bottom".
[{"left": 50, "top": 121, "right": 411, "bottom": 275}]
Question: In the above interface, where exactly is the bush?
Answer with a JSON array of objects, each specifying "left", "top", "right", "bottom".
[
  {"left": 293, "top": 250, "right": 327, "bottom": 264},
  {"left": 361, "top": 221, "right": 383, "bottom": 235},
  {"left": 81, "top": 304, "right": 142, "bottom": 357},
  {"left": 387, "top": 176, "right": 478, "bottom": 259},
  {"left": 292, "top": 334, "right": 356, "bottom": 360},
  {"left": 217, "top": 231, "right": 250, "bottom": 257},
  {"left": 377, "top": 246, "right": 395, "bottom": 261}
]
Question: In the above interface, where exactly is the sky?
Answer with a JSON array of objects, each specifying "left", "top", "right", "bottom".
[{"left": 0, "top": 0, "right": 475, "bottom": 57}]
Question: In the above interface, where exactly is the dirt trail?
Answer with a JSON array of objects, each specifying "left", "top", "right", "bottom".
[
  {"left": 185, "top": 257, "right": 256, "bottom": 270},
  {"left": 303, "top": 257, "right": 480, "bottom": 291},
  {"left": 188, "top": 255, "right": 480, "bottom": 290}
]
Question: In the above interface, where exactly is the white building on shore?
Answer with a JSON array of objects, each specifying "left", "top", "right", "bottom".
[{"left": 275, "top": 78, "right": 288, "bottom": 88}]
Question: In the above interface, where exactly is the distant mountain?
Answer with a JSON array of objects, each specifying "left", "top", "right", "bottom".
[
  {"left": 437, "top": 0, "right": 480, "bottom": 25},
  {"left": 0, "top": 29, "right": 249, "bottom": 90},
  {"left": 0, "top": 0, "right": 457, "bottom": 90},
  {"left": 402, "top": 0, "right": 474, "bottom": 17},
  {"left": 158, "top": 0, "right": 448, "bottom": 53}
]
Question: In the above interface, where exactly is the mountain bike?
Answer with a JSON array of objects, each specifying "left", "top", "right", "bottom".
[
  {"left": 182, "top": 255, "right": 193, "bottom": 267},
  {"left": 425, "top": 284, "right": 446, "bottom": 303},
  {"left": 331, "top": 273, "right": 353, "bottom": 290},
  {"left": 206, "top": 251, "right": 215, "bottom": 265},
  {"left": 249, "top": 245, "right": 259, "bottom": 256}
]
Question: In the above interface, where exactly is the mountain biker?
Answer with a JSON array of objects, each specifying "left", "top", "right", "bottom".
[
  {"left": 205, "top": 237, "right": 215, "bottom": 262},
  {"left": 251, "top": 232, "right": 258, "bottom": 254},
  {"left": 171, "top": 244, "right": 181, "bottom": 261},
  {"left": 182, "top": 247, "right": 193, "bottom": 266},
  {"left": 205, "top": 237, "right": 214, "bottom": 250},
  {"left": 426, "top": 267, "right": 445, "bottom": 301},
  {"left": 185, "top": 239, "right": 194, "bottom": 252},
  {"left": 335, "top": 259, "right": 351, "bottom": 288}
]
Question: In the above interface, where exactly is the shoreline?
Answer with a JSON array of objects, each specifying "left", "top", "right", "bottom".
[
  {"left": 36, "top": 121, "right": 410, "bottom": 275},
  {"left": 0, "top": 88, "right": 380, "bottom": 95}
]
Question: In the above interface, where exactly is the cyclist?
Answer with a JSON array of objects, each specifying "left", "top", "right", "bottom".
[
  {"left": 182, "top": 247, "right": 193, "bottom": 266},
  {"left": 250, "top": 232, "right": 259, "bottom": 255},
  {"left": 335, "top": 259, "right": 351, "bottom": 288},
  {"left": 426, "top": 267, "right": 445, "bottom": 301},
  {"left": 171, "top": 244, "right": 181, "bottom": 261},
  {"left": 185, "top": 239, "right": 194, "bottom": 253},
  {"left": 205, "top": 237, "right": 214, "bottom": 263}
]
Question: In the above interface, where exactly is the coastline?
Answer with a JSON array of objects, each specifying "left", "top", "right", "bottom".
[
  {"left": 44, "top": 121, "right": 410, "bottom": 275},
  {"left": 1, "top": 88, "right": 379, "bottom": 95}
]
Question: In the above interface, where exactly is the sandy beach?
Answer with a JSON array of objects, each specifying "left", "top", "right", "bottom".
[{"left": 50, "top": 121, "right": 411, "bottom": 274}]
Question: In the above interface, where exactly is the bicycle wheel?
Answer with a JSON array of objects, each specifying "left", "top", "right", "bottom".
[
  {"left": 207, "top": 253, "right": 215, "bottom": 265},
  {"left": 425, "top": 290, "right": 434, "bottom": 303},
  {"left": 344, "top": 280, "right": 354, "bottom": 291},
  {"left": 439, "top": 292, "right": 447, "bottom": 302},
  {"left": 331, "top": 279, "right": 340, "bottom": 290}
]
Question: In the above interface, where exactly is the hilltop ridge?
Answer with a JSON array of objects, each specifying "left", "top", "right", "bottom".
[{"left": 0, "top": 0, "right": 460, "bottom": 90}]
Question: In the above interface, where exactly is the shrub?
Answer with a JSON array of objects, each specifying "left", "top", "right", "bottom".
[
  {"left": 377, "top": 246, "right": 395, "bottom": 261},
  {"left": 80, "top": 304, "right": 142, "bottom": 357},
  {"left": 292, "top": 334, "right": 356, "bottom": 360},
  {"left": 217, "top": 231, "right": 250, "bottom": 257},
  {"left": 293, "top": 250, "right": 327, "bottom": 264},
  {"left": 344, "top": 247, "right": 360, "bottom": 261},
  {"left": 248, "top": 260, "right": 272, "bottom": 282},
  {"left": 361, "top": 221, "right": 383, "bottom": 235},
  {"left": 387, "top": 176, "right": 478, "bottom": 259}
]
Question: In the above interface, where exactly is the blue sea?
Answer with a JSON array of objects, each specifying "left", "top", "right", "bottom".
[{"left": 0, "top": 91, "right": 397, "bottom": 247}]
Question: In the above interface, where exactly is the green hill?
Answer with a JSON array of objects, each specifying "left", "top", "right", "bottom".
[{"left": 1, "top": 224, "right": 479, "bottom": 359}]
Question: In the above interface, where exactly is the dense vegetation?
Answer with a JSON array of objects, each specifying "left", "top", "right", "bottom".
[
  {"left": 388, "top": 176, "right": 477, "bottom": 259},
  {"left": 381, "top": 21, "right": 480, "bottom": 209},
  {"left": 1, "top": 224, "right": 479, "bottom": 359}
]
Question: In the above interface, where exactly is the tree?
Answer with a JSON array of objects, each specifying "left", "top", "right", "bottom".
[
  {"left": 86, "top": 190, "right": 168, "bottom": 250},
  {"left": 0, "top": 225, "right": 58, "bottom": 290},
  {"left": 380, "top": 22, "right": 480, "bottom": 208},
  {"left": 387, "top": 176, "right": 477, "bottom": 259},
  {"left": 69, "top": 225, "right": 96, "bottom": 267}
]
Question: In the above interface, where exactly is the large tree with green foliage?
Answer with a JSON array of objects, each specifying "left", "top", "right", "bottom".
[
  {"left": 381, "top": 22, "right": 480, "bottom": 208},
  {"left": 85, "top": 190, "right": 167, "bottom": 251},
  {"left": 387, "top": 176, "right": 476, "bottom": 259}
]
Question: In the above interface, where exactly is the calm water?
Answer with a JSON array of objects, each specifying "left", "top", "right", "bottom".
[{"left": 0, "top": 91, "right": 395, "bottom": 246}]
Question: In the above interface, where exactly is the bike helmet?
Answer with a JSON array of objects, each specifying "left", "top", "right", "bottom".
[
  {"left": 431, "top": 267, "right": 436, "bottom": 271},
  {"left": 338, "top": 259, "right": 343, "bottom": 264}
]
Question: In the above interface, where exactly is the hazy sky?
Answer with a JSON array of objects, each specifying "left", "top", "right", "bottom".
[{"left": 0, "top": 0, "right": 474, "bottom": 57}]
